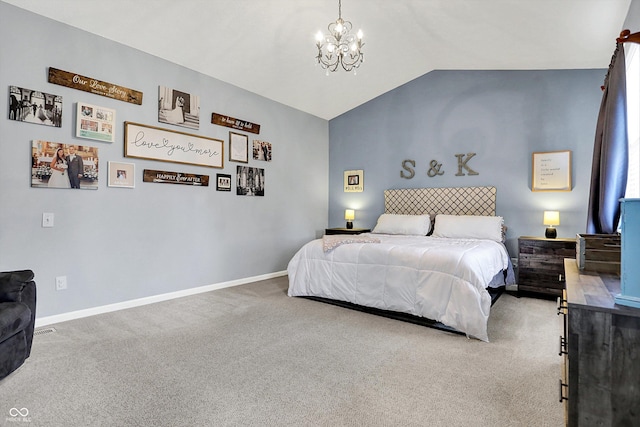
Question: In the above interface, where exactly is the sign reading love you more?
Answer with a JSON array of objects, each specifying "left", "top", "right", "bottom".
[{"left": 124, "top": 122, "right": 224, "bottom": 168}]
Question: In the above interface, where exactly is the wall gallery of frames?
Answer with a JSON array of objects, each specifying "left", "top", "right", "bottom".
[{"left": 12, "top": 67, "right": 272, "bottom": 196}]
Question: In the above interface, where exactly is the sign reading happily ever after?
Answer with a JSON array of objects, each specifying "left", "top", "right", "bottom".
[{"left": 143, "top": 169, "right": 210, "bottom": 186}]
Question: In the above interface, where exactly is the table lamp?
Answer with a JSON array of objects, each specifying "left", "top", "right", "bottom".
[
  {"left": 345, "top": 209, "right": 355, "bottom": 229},
  {"left": 544, "top": 211, "right": 560, "bottom": 238}
]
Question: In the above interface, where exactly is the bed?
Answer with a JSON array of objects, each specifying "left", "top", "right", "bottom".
[{"left": 287, "top": 186, "right": 515, "bottom": 342}]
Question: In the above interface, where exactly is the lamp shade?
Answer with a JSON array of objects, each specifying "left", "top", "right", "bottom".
[
  {"left": 543, "top": 211, "right": 560, "bottom": 226},
  {"left": 345, "top": 209, "right": 355, "bottom": 221}
]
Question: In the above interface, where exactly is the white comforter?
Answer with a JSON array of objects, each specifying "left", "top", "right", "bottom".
[{"left": 287, "top": 234, "right": 511, "bottom": 342}]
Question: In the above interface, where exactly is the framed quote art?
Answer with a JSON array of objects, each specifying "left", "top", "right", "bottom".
[
  {"left": 532, "top": 150, "right": 572, "bottom": 192},
  {"left": 124, "top": 122, "right": 223, "bottom": 168}
]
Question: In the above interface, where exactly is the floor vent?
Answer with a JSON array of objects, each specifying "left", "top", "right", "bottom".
[{"left": 34, "top": 327, "right": 57, "bottom": 336}]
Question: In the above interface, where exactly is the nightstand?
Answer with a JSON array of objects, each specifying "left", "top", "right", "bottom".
[
  {"left": 325, "top": 228, "right": 371, "bottom": 235},
  {"left": 517, "top": 236, "right": 576, "bottom": 297}
]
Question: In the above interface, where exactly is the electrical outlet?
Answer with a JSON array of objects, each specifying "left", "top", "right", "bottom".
[
  {"left": 55, "top": 276, "right": 67, "bottom": 290},
  {"left": 42, "top": 212, "right": 54, "bottom": 228}
]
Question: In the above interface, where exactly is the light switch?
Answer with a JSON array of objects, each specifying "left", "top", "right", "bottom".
[{"left": 42, "top": 212, "right": 54, "bottom": 228}]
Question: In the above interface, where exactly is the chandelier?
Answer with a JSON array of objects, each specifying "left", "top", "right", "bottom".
[{"left": 315, "top": 0, "right": 364, "bottom": 74}]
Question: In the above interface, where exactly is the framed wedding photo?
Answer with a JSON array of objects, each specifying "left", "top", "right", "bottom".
[
  {"left": 108, "top": 161, "right": 135, "bottom": 188},
  {"left": 229, "top": 132, "right": 249, "bottom": 163}
]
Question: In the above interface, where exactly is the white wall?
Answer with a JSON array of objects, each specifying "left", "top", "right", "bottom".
[{"left": 0, "top": 2, "right": 328, "bottom": 319}]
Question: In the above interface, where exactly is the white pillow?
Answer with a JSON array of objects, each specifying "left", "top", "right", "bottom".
[
  {"left": 431, "top": 214, "right": 504, "bottom": 242},
  {"left": 372, "top": 214, "right": 431, "bottom": 235}
]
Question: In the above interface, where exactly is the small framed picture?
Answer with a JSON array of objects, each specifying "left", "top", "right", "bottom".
[
  {"left": 216, "top": 173, "right": 232, "bottom": 191},
  {"left": 229, "top": 132, "right": 248, "bottom": 163},
  {"left": 252, "top": 140, "right": 272, "bottom": 161},
  {"left": 108, "top": 161, "right": 135, "bottom": 188},
  {"left": 344, "top": 169, "right": 364, "bottom": 192},
  {"left": 76, "top": 103, "right": 116, "bottom": 142}
]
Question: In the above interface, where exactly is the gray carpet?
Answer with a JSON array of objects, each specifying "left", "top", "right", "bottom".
[{"left": 0, "top": 277, "right": 563, "bottom": 426}]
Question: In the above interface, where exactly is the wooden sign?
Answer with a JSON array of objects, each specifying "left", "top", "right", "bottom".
[
  {"left": 211, "top": 113, "right": 260, "bottom": 134},
  {"left": 48, "top": 67, "right": 143, "bottom": 105},
  {"left": 143, "top": 169, "right": 209, "bottom": 186}
]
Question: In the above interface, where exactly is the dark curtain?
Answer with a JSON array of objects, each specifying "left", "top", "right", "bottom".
[{"left": 586, "top": 43, "right": 629, "bottom": 234}]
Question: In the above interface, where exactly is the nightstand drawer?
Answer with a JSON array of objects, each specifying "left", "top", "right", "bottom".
[{"left": 518, "top": 236, "right": 576, "bottom": 297}]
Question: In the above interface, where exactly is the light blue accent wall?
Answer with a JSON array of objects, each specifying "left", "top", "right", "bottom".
[
  {"left": 329, "top": 69, "right": 605, "bottom": 255},
  {"left": 0, "top": 2, "right": 328, "bottom": 317}
]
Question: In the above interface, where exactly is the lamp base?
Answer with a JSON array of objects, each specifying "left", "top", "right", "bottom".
[
  {"left": 346, "top": 221, "right": 353, "bottom": 229},
  {"left": 545, "top": 227, "right": 557, "bottom": 239}
]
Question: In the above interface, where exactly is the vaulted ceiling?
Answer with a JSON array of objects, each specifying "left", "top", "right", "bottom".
[{"left": 3, "top": 0, "right": 632, "bottom": 120}]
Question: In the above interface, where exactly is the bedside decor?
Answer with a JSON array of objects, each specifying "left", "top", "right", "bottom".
[
  {"left": 345, "top": 209, "right": 355, "bottom": 229},
  {"left": 532, "top": 150, "right": 571, "bottom": 191},
  {"left": 315, "top": 0, "right": 364, "bottom": 74},
  {"left": 543, "top": 210, "right": 560, "bottom": 238}
]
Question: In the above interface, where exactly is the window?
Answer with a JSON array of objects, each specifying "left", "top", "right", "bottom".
[{"left": 626, "top": 43, "right": 640, "bottom": 198}]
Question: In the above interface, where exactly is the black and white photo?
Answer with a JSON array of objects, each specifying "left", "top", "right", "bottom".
[
  {"left": 158, "top": 86, "right": 200, "bottom": 129},
  {"left": 236, "top": 166, "right": 264, "bottom": 196},
  {"left": 9, "top": 85, "right": 62, "bottom": 127}
]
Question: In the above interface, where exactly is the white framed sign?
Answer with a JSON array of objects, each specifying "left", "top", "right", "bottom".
[
  {"left": 532, "top": 150, "right": 572, "bottom": 192},
  {"left": 124, "top": 121, "right": 223, "bottom": 168},
  {"left": 344, "top": 169, "right": 364, "bottom": 192}
]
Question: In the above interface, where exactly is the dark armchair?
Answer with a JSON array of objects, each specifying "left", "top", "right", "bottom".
[{"left": 0, "top": 270, "right": 36, "bottom": 380}]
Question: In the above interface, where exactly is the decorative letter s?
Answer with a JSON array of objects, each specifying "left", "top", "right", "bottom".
[{"left": 401, "top": 159, "right": 415, "bottom": 179}]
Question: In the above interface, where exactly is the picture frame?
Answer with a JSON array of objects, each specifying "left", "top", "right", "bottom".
[
  {"left": 9, "top": 85, "right": 62, "bottom": 127},
  {"left": 344, "top": 169, "right": 364, "bottom": 192},
  {"left": 31, "top": 140, "right": 99, "bottom": 190},
  {"left": 158, "top": 86, "right": 200, "bottom": 130},
  {"left": 124, "top": 122, "right": 224, "bottom": 168},
  {"left": 216, "top": 173, "right": 232, "bottom": 191},
  {"left": 532, "top": 150, "right": 572, "bottom": 192},
  {"left": 229, "top": 132, "right": 249, "bottom": 163},
  {"left": 252, "top": 139, "right": 272, "bottom": 161},
  {"left": 76, "top": 103, "right": 116, "bottom": 142},
  {"left": 108, "top": 161, "right": 135, "bottom": 188},
  {"left": 237, "top": 166, "right": 264, "bottom": 196}
]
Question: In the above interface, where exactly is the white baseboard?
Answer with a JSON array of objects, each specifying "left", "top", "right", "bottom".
[{"left": 35, "top": 271, "right": 287, "bottom": 328}]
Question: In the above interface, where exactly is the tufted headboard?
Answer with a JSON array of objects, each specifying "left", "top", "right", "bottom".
[{"left": 384, "top": 186, "right": 497, "bottom": 217}]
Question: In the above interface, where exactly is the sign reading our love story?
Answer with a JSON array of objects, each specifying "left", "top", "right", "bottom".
[
  {"left": 48, "top": 67, "right": 143, "bottom": 105},
  {"left": 124, "top": 122, "right": 224, "bottom": 168}
]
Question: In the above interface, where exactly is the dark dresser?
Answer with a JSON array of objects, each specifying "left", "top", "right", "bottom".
[{"left": 559, "top": 258, "right": 640, "bottom": 426}]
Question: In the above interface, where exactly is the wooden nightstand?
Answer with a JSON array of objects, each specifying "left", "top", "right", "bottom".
[
  {"left": 325, "top": 228, "right": 371, "bottom": 235},
  {"left": 517, "top": 236, "right": 576, "bottom": 297}
]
